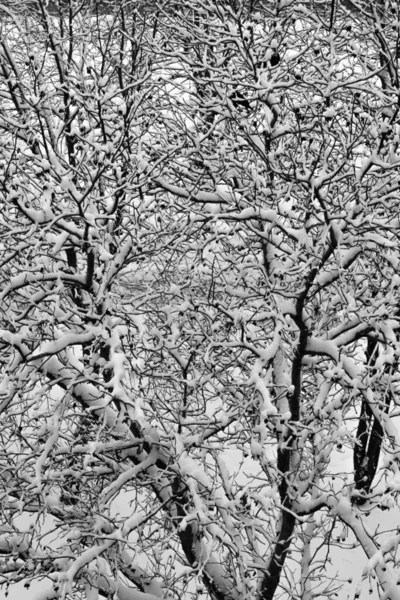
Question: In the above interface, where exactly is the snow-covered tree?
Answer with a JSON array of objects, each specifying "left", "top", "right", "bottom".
[{"left": 1, "top": 1, "right": 400, "bottom": 599}]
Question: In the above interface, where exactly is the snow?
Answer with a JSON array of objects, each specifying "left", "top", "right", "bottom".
[
  {"left": 305, "top": 337, "right": 339, "bottom": 361},
  {"left": 153, "top": 177, "right": 230, "bottom": 205},
  {"left": 4, "top": 4, "right": 400, "bottom": 600},
  {"left": 0, "top": 533, "right": 29, "bottom": 553}
]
